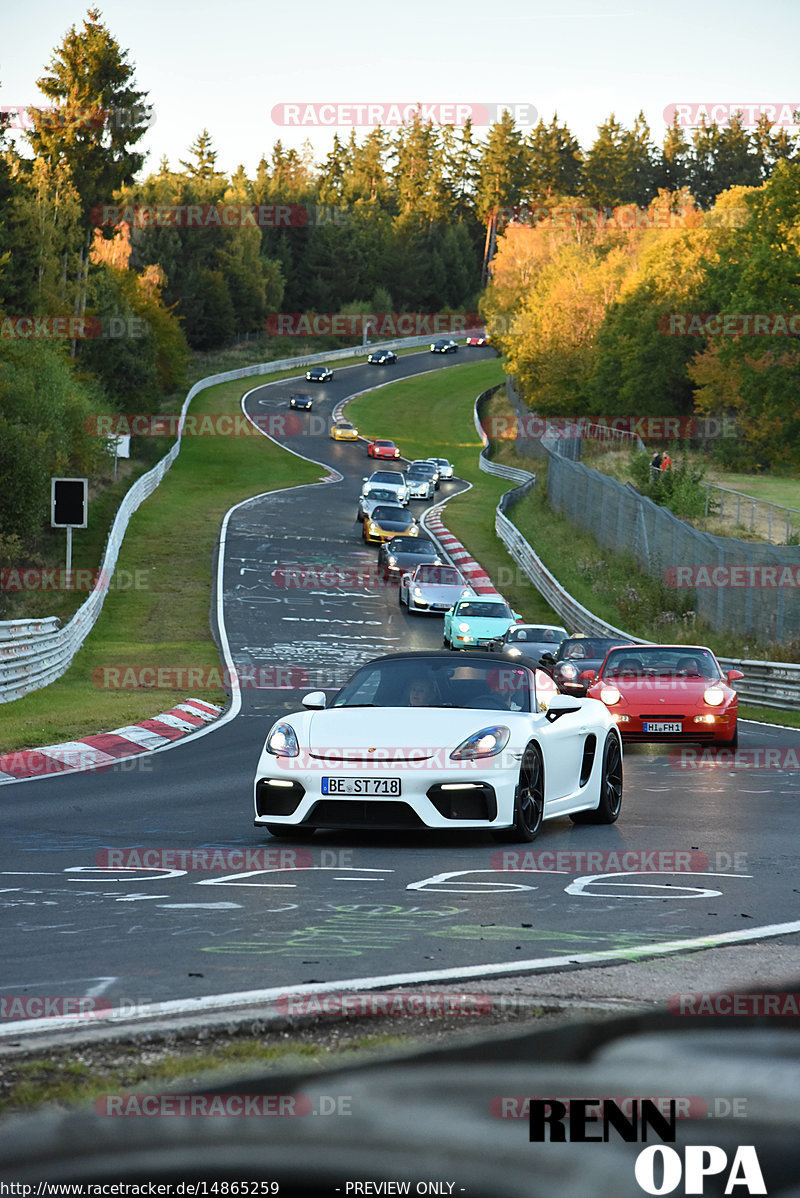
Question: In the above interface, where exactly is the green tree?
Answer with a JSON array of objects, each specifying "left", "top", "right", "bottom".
[
  {"left": 475, "top": 110, "right": 532, "bottom": 280},
  {"left": 179, "top": 129, "right": 228, "bottom": 197},
  {"left": 527, "top": 114, "right": 583, "bottom": 200},
  {"left": 27, "top": 8, "right": 150, "bottom": 219},
  {"left": 658, "top": 117, "right": 690, "bottom": 192},
  {"left": 583, "top": 113, "right": 658, "bottom": 208},
  {"left": 181, "top": 267, "right": 235, "bottom": 349},
  {"left": 26, "top": 9, "right": 151, "bottom": 332},
  {"left": 11, "top": 157, "right": 83, "bottom": 315},
  {"left": 688, "top": 116, "right": 762, "bottom": 208},
  {"left": 0, "top": 339, "right": 105, "bottom": 541}
]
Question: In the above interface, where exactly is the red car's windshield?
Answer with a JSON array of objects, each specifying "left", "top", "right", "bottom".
[{"left": 601, "top": 648, "right": 721, "bottom": 679}]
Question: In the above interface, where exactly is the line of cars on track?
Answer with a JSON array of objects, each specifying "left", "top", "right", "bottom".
[{"left": 254, "top": 371, "right": 742, "bottom": 842}]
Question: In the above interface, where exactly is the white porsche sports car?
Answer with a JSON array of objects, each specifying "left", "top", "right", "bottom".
[{"left": 253, "top": 651, "right": 623, "bottom": 842}]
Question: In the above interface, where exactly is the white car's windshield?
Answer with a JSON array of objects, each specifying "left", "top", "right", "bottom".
[{"left": 331, "top": 657, "right": 532, "bottom": 712}]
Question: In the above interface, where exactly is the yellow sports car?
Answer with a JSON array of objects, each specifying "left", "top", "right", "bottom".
[
  {"left": 330, "top": 420, "right": 359, "bottom": 441},
  {"left": 363, "top": 505, "right": 419, "bottom": 544}
]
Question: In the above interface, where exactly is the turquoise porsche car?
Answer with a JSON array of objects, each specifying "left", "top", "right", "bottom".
[{"left": 443, "top": 597, "right": 519, "bottom": 650}]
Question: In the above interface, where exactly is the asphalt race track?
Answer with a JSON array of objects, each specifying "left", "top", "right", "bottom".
[{"left": 1, "top": 349, "right": 799, "bottom": 1021}]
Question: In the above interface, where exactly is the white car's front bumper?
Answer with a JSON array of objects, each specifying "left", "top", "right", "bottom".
[{"left": 254, "top": 752, "right": 522, "bottom": 830}]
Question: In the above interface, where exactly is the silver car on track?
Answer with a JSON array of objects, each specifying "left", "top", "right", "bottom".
[{"left": 399, "top": 564, "right": 475, "bottom": 613}]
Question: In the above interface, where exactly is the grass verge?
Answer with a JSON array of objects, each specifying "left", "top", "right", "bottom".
[
  {"left": 1, "top": 375, "right": 321, "bottom": 752},
  {"left": 0, "top": 1031, "right": 411, "bottom": 1117}
]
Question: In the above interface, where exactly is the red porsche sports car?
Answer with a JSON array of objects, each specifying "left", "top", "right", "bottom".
[
  {"left": 583, "top": 644, "right": 743, "bottom": 747},
  {"left": 368, "top": 439, "right": 401, "bottom": 459}
]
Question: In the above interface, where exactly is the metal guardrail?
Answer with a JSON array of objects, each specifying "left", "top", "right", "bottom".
[
  {"left": 703, "top": 482, "right": 800, "bottom": 544},
  {"left": 473, "top": 388, "right": 538, "bottom": 487},
  {"left": 475, "top": 395, "right": 800, "bottom": 712},
  {"left": 0, "top": 333, "right": 467, "bottom": 703}
]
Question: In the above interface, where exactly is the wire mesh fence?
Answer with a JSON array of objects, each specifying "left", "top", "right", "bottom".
[{"left": 545, "top": 454, "right": 800, "bottom": 642}]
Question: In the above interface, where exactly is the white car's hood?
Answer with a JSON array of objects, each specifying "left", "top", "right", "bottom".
[{"left": 306, "top": 707, "right": 506, "bottom": 759}]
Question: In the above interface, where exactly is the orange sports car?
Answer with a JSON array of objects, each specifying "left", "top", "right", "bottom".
[{"left": 584, "top": 644, "right": 743, "bottom": 747}]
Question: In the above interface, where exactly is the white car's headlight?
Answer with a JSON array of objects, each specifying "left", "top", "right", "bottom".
[
  {"left": 459, "top": 622, "right": 471, "bottom": 633},
  {"left": 451, "top": 726, "right": 510, "bottom": 760},
  {"left": 703, "top": 686, "right": 725, "bottom": 706},
  {"left": 461, "top": 589, "right": 471, "bottom": 598},
  {"left": 600, "top": 686, "right": 621, "bottom": 705},
  {"left": 265, "top": 722, "right": 299, "bottom": 757},
  {"left": 413, "top": 587, "right": 422, "bottom": 596}
]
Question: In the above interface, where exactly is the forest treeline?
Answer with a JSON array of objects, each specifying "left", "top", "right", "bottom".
[
  {"left": 482, "top": 164, "right": 800, "bottom": 470},
  {"left": 2, "top": 6, "right": 799, "bottom": 553}
]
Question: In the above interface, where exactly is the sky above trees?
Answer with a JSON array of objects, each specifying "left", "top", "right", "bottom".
[{"left": 3, "top": 0, "right": 800, "bottom": 175}]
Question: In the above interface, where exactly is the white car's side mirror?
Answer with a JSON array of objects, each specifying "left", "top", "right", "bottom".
[
  {"left": 544, "top": 693, "right": 583, "bottom": 722},
  {"left": 301, "top": 691, "right": 327, "bottom": 709}
]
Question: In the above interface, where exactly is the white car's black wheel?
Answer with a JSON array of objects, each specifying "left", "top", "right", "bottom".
[
  {"left": 570, "top": 731, "right": 623, "bottom": 824},
  {"left": 493, "top": 744, "right": 544, "bottom": 843}
]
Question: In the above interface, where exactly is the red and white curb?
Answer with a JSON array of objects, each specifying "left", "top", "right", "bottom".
[
  {"left": 424, "top": 508, "right": 501, "bottom": 596},
  {"left": 0, "top": 698, "right": 222, "bottom": 783}
]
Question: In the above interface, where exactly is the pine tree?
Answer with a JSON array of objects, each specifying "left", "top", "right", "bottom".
[
  {"left": 659, "top": 117, "right": 690, "bottom": 193},
  {"left": 527, "top": 114, "right": 583, "bottom": 200},
  {"left": 27, "top": 8, "right": 150, "bottom": 221},
  {"left": 475, "top": 110, "right": 531, "bottom": 280}
]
